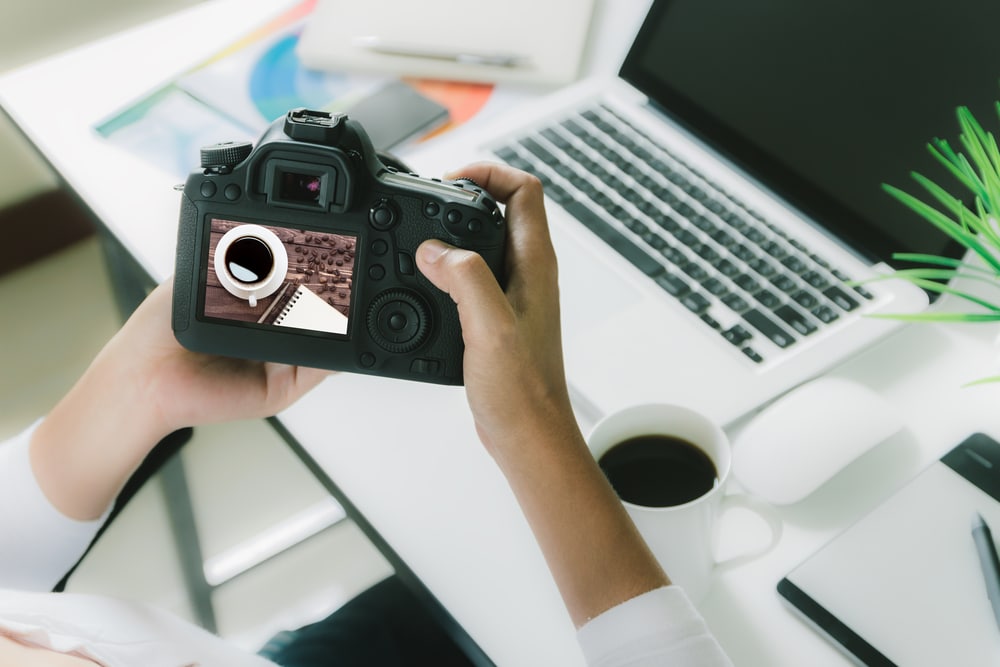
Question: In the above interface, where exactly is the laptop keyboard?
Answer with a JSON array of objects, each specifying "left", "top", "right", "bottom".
[{"left": 493, "top": 103, "right": 874, "bottom": 364}]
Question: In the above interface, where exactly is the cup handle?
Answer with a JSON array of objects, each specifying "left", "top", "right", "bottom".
[{"left": 714, "top": 493, "right": 783, "bottom": 572}]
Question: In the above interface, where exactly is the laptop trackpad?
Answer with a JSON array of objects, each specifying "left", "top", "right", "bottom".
[
  {"left": 550, "top": 222, "right": 750, "bottom": 423},
  {"left": 553, "top": 226, "right": 642, "bottom": 338}
]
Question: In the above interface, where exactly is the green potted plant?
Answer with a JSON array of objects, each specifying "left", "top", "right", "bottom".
[{"left": 863, "top": 105, "right": 1000, "bottom": 380}]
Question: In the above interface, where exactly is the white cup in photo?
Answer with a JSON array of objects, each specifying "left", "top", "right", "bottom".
[{"left": 213, "top": 224, "right": 288, "bottom": 308}]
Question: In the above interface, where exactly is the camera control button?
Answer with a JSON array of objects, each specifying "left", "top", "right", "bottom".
[
  {"left": 423, "top": 201, "right": 440, "bottom": 217},
  {"left": 368, "top": 264, "right": 386, "bottom": 280},
  {"left": 224, "top": 184, "right": 242, "bottom": 201},
  {"left": 446, "top": 210, "right": 463, "bottom": 225},
  {"left": 409, "top": 358, "right": 441, "bottom": 377},
  {"left": 396, "top": 252, "right": 414, "bottom": 276},
  {"left": 369, "top": 199, "right": 397, "bottom": 230},
  {"left": 360, "top": 352, "right": 376, "bottom": 368},
  {"left": 370, "top": 239, "right": 389, "bottom": 256},
  {"left": 200, "top": 181, "right": 217, "bottom": 198},
  {"left": 467, "top": 219, "right": 482, "bottom": 234},
  {"left": 388, "top": 313, "right": 408, "bottom": 331},
  {"left": 367, "top": 290, "right": 430, "bottom": 353}
]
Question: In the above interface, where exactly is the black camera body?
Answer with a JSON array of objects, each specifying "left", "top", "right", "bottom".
[{"left": 172, "top": 109, "right": 505, "bottom": 385}]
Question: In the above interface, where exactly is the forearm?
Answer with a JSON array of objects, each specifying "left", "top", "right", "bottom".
[
  {"left": 491, "top": 413, "right": 670, "bottom": 628},
  {"left": 30, "top": 342, "right": 169, "bottom": 521}
]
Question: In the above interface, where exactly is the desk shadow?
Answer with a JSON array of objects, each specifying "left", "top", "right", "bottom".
[
  {"left": 778, "top": 428, "right": 922, "bottom": 531},
  {"left": 699, "top": 579, "right": 787, "bottom": 666}
]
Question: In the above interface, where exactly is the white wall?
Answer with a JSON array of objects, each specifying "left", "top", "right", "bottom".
[{"left": 0, "top": 0, "right": 201, "bottom": 209}]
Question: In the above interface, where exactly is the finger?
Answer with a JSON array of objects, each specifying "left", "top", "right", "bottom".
[
  {"left": 444, "top": 161, "right": 539, "bottom": 203},
  {"left": 416, "top": 239, "right": 512, "bottom": 342},
  {"left": 445, "top": 162, "right": 558, "bottom": 294}
]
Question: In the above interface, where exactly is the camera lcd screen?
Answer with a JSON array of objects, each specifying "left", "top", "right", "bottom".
[{"left": 203, "top": 218, "right": 356, "bottom": 336}]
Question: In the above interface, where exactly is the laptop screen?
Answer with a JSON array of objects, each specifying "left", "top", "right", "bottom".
[{"left": 620, "top": 0, "right": 998, "bottom": 264}]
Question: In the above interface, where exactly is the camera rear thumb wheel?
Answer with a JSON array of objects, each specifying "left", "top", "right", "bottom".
[{"left": 367, "top": 290, "right": 431, "bottom": 353}]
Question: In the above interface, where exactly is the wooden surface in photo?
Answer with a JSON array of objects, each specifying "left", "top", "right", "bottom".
[{"left": 203, "top": 220, "right": 356, "bottom": 326}]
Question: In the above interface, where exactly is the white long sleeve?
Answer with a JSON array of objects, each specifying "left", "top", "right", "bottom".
[
  {"left": 578, "top": 586, "right": 734, "bottom": 667},
  {"left": 0, "top": 421, "right": 108, "bottom": 592}
]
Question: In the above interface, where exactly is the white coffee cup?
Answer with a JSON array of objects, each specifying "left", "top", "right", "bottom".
[
  {"left": 214, "top": 224, "right": 288, "bottom": 308},
  {"left": 588, "top": 403, "right": 781, "bottom": 602}
]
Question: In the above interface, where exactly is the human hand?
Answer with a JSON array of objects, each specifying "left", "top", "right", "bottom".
[
  {"left": 31, "top": 280, "right": 327, "bottom": 520},
  {"left": 104, "top": 280, "right": 329, "bottom": 437},
  {"left": 415, "top": 162, "right": 579, "bottom": 458},
  {"left": 416, "top": 164, "right": 668, "bottom": 624}
]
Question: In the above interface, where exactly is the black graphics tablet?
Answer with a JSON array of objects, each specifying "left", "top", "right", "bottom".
[{"left": 779, "top": 433, "right": 1000, "bottom": 666}]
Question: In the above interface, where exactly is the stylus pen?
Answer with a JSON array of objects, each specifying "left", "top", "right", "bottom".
[
  {"left": 353, "top": 36, "right": 531, "bottom": 68},
  {"left": 972, "top": 512, "right": 1000, "bottom": 630}
]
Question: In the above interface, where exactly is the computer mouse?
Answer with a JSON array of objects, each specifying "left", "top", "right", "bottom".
[{"left": 731, "top": 376, "right": 903, "bottom": 505}]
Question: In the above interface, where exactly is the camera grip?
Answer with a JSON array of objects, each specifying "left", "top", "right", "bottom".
[
  {"left": 172, "top": 194, "right": 200, "bottom": 333},
  {"left": 477, "top": 244, "right": 507, "bottom": 288}
]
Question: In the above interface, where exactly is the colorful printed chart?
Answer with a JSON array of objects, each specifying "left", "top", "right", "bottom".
[{"left": 96, "top": 0, "right": 494, "bottom": 179}]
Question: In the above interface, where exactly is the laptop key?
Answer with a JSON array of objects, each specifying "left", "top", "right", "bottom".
[
  {"left": 722, "top": 293, "right": 750, "bottom": 312},
  {"left": 792, "top": 289, "right": 820, "bottom": 309},
  {"left": 823, "top": 285, "right": 860, "bottom": 311},
  {"left": 717, "top": 259, "right": 741, "bottom": 278},
  {"left": 853, "top": 285, "right": 875, "bottom": 300},
  {"left": 722, "top": 324, "right": 752, "bottom": 346},
  {"left": 743, "top": 309, "right": 795, "bottom": 348},
  {"left": 701, "top": 313, "right": 722, "bottom": 329},
  {"left": 541, "top": 128, "right": 570, "bottom": 149},
  {"left": 563, "top": 201, "right": 665, "bottom": 277},
  {"left": 681, "top": 292, "right": 711, "bottom": 314},
  {"left": 659, "top": 245, "right": 687, "bottom": 266},
  {"left": 519, "top": 137, "right": 558, "bottom": 165},
  {"left": 656, "top": 272, "right": 691, "bottom": 297},
  {"left": 811, "top": 305, "right": 840, "bottom": 323},
  {"left": 770, "top": 273, "right": 798, "bottom": 294},
  {"left": 774, "top": 305, "right": 818, "bottom": 336},
  {"left": 734, "top": 273, "right": 760, "bottom": 293},
  {"left": 755, "top": 289, "right": 782, "bottom": 309},
  {"left": 749, "top": 257, "right": 778, "bottom": 277},
  {"left": 495, "top": 146, "right": 519, "bottom": 162},
  {"left": 703, "top": 277, "right": 728, "bottom": 296},
  {"left": 802, "top": 270, "right": 829, "bottom": 289},
  {"left": 681, "top": 261, "right": 709, "bottom": 282},
  {"left": 544, "top": 184, "right": 573, "bottom": 205}
]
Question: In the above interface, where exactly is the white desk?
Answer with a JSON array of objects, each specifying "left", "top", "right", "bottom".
[{"left": 4, "top": 1, "right": 1000, "bottom": 664}]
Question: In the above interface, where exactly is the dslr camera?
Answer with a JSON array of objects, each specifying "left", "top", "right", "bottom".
[{"left": 172, "top": 108, "right": 506, "bottom": 385}]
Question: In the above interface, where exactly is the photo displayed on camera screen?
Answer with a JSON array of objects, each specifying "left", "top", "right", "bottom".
[{"left": 203, "top": 218, "right": 356, "bottom": 336}]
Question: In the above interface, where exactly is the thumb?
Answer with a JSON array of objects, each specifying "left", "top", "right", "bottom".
[{"left": 416, "top": 239, "right": 510, "bottom": 341}]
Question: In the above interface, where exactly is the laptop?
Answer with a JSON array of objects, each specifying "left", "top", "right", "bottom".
[{"left": 409, "top": 0, "right": 988, "bottom": 427}]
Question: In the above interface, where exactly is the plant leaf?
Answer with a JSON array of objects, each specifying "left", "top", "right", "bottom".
[
  {"left": 883, "top": 183, "right": 1000, "bottom": 273},
  {"left": 957, "top": 107, "right": 1000, "bottom": 215},
  {"left": 879, "top": 276, "right": 1000, "bottom": 311},
  {"left": 928, "top": 138, "right": 984, "bottom": 197},
  {"left": 890, "top": 253, "right": 998, "bottom": 275},
  {"left": 867, "top": 312, "right": 1000, "bottom": 322},
  {"left": 911, "top": 171, "right": 980, "bottom": 230},
  {"left": 964, "top": 376, "right": 1000, "bottom": 387}
]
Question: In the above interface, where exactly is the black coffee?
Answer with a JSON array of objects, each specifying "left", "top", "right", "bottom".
[
  {"left": 598, "top": 434, "right": 718, "bottom": 507},
  {"left": 226, "top": 236, "right": 273, "bottom": 284}
]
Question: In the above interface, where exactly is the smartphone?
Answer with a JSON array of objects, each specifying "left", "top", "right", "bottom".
[{"left": 344, "top": 80, "right": 449, "bottom": 151}]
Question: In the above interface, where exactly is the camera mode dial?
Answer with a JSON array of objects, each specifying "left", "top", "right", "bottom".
[
  {"left": 367, "top": 289, "right": 431, "bottom": 354},
  {"left": 200, "top": 141, "right": 253, "bottom": 173}
]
